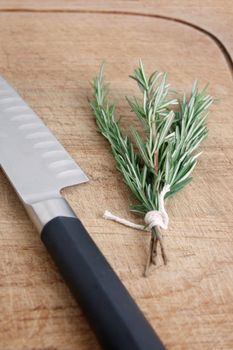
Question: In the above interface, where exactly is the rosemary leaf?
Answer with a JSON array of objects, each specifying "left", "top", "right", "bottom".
[{"left": 90, "top": 61, "right": 214, "bottom": 214}]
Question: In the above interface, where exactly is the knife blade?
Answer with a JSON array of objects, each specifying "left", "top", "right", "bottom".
[{"left": 0, "top": 77, "right": 165, "bottom": 350}]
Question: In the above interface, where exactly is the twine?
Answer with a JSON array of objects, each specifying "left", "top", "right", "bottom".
[{"left": 103, "top": 184, "right": 170, "bottom": 231}]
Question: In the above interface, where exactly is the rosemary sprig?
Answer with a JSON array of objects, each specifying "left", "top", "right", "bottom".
[{"left": 90, "top": 61, "right": 214, "bottom": 276}]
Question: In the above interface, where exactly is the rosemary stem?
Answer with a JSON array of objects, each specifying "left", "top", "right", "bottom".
[{"left": 91, "top": 61, "right": 214, "bottom": 277}]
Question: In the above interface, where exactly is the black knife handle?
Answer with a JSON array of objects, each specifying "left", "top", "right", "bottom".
[{"left": 41, "top": 216, "right": 165, "bottom": 350}]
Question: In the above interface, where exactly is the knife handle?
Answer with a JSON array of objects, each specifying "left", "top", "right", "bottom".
[{"left": 41, "top": 216, "right": 165, "bottom": 350}]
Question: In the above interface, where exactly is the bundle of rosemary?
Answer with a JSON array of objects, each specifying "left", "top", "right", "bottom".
[{"left": 90, "top": 61, "right": 214, "bottom": 276}]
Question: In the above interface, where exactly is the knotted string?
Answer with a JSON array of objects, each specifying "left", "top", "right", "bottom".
[{"left": 103, "top": 184, "right": 170, "bottom": 232}]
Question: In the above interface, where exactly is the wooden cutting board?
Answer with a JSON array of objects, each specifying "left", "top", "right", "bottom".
[{"left": 0, "top": 1, "right": 232, "bottom": 349}]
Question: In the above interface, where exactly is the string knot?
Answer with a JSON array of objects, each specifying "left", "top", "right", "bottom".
[
  {"left": 103, "top": 184, "right": 170, "bottom": 231},
  {"left": 144, "top": 210, "right": 168, "bottom": 230}
]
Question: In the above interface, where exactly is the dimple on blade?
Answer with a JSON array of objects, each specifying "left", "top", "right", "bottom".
[{"left": 0, "top": 77, "right": 88, "bottom": 204}]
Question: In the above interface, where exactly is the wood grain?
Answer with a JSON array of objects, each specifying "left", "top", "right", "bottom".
[{"left": 0, "top": 1, "right": 232, "bottom": 349}]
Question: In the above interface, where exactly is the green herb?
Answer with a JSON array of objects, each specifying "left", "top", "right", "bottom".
[{"left": 90, "top": 60, "right": 214, "bottom": 276}]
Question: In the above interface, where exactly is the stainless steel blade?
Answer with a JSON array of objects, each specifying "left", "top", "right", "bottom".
[{"left": 0, "top": 77, "right": 88, "bottom": 205}]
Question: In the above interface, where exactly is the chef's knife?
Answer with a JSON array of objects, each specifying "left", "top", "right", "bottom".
[{"left": 0, "top": 77, "right": 165, "bottom": 350}]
